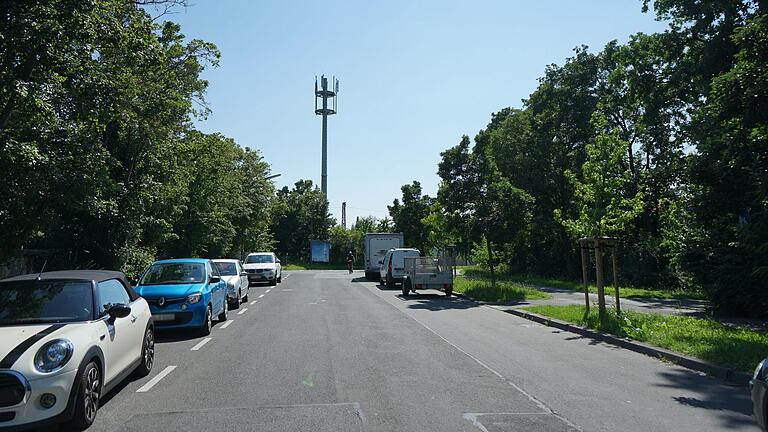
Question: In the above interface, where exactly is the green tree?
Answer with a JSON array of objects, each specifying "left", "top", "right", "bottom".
[
  {"left": 555, "top": 118, "right": 645, "bottom": 239},
  {"left": 387, "top": 181, "right": 433, "bottom": 253},
  {"left": 270, "top": 180, "right": 334, "bottom": 262}
]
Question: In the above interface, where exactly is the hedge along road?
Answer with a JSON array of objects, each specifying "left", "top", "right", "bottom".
[{"left": 66, "top": 270, "right": 755, "bottom": 432}]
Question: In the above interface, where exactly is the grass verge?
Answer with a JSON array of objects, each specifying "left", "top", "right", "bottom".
[
  {"left": 453, "top": 276, "right": 550, "bottom": 302},
  {"left": 283, "top": 263, "right": 349, "bottom": 270},
  {"left": 522, "top": 304, "right": 767, "bottom": 372},
  {"left": 464, "top": 269, "right": 705, "bottom": 300}
]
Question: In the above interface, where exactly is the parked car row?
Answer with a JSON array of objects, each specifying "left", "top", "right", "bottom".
[{"left": 0, "top": 252, "right": 281, "bottom": 430}]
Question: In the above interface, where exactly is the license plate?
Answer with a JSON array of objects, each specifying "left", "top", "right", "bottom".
[{"left": 153, "top": 313, "right": 174, "bottom": 321}]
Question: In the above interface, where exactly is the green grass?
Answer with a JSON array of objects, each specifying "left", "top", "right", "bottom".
[
  {"left": 282, "top": 262, "right": 349, "bottom": 270},
  {"left": 523, "top": 304, "right": 768, "bottom": 372},
  {"left": 453, "top": 275, "right": 550, "bottom": 302},
  {"left": 464, "top": 269, "right": 705, "bottom": 300}
]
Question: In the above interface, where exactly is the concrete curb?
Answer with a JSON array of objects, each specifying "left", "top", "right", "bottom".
[{"left": 452, "top": 292, "right": 752, "bottom": 387}]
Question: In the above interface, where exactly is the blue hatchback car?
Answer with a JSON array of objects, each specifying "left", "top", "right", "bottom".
[{"left": 134, "top": 258, "right": 228, "bottom": 335}]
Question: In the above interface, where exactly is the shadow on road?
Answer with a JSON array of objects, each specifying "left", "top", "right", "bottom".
[
  {"left": 154, "top": 328, "right": 206, "bottom": 344},
  {"left": 654, "top": 369, "right": 755, "bottom": 429},
  {"left": 404, "top": 294, "right": 481, "bottom": 311}
]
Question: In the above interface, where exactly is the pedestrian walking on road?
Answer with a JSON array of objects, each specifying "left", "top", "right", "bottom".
[{"left": 347, "top": 251, "right": 354, "bottom": 273}]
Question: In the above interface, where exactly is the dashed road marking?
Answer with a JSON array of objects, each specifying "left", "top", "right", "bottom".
[
  {"left": 190, "top": 337, "right": 212, "bottom": 351},
  {"left": 136, "top": 366, "right": 176, "bottom": 393},
  {"left": 237, "top": 308, "right": 248, "bottom": 315},
  {"left": 220, "top": 320, "right": 234, "bottom": 329},
  {"left": 250, "top": 300, "right": 257, "bottom": 305},
  {"left": 258, "top": 294, "right": 265, "bottom": 298},
  {"left": 266, "top": 289, "right": 272, "bottom": 293}
]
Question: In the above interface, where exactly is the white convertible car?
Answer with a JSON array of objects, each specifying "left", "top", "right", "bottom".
[{"left": 0, "top": 270, "right": 154, "bottom": 430}]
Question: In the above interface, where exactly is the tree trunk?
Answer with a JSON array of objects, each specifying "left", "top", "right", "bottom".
[{"left": 486, "top": 236, "right": 495, "bottom": 289}]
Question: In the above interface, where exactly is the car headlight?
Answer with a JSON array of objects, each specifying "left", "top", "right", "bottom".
[
  {"left": 187, "top": 292, "right": 202, "bottom": 304},
  {"left": 35, "top": 339, "right": 74, "bottom": 373},
  {"left": 755, "top": 359, "right": 766, "bottom": 381}
]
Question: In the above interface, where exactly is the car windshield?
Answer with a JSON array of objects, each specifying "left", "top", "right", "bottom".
[
  {"left": 0, "top": 280, "right": 94, "bottom": 324},
  {"left": 246, "top": 255, "right": 273, "bottom": 264},
  {"left": 140, "top": 263, "right": 206, "bottom": 285},
  {"left": 215, "top": 262, "right": 238, "bottom": 276}
]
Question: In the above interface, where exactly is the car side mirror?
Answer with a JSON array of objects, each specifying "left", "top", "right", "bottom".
[
  {"left": 107, "top": 304, "right": 131, "bottom": 323},
  {"left": 276, "top": 259, "right": 281, "bottom": 264},
  {"left": 240, "top": 271, "right": 248, "bottom": 276},
  {"left": 209, "top": 276, "right": 221, "bottom": 284}
]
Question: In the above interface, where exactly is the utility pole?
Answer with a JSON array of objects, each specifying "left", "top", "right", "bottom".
[
  {"left": 342, "top": 202, "right": 347, "bottom": 229},
  {"left": 314, "top": 75, "right": 339, "bottom": 196}
]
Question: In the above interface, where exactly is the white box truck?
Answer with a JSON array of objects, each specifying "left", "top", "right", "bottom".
[{"left": 363, "top": 233, "right": 404, "bottom": 280}]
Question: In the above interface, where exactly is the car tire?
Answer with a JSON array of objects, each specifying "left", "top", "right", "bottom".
[
  {"left": 386, "top": 274, "right": 394, "bottom": 289},
  {"left": 402, "top": 278, "right": 410, "bottom": 296},
  {"left": 69, "top": 361, "right": 101, "bottom": 431},
  {"left": 200, "top": 305, "right": 212, "bottom": 336},
  {"left": 270, "top": 278, "right": 277, "bottom": 286},
  {"left": 218, "top": 299, "right": 228, "bottom": 322},
  {"left": 445, "top": 287, "right": 453, "bottom": 297},
  {"left": 242, "top": 289, "right": 249, "bottom": 302},
  {"left": 277, "top": 274, "right": 282, "bottom": 283},
  {"left": 133, "top": 325, "right": 154, "bottom": 378},
  {"left": 231, "top": 290, "right": 241, "bottom": 309}
]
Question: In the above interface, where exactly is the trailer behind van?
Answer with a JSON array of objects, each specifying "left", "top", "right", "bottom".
[{"left": 364, "top": 233, "right": 404, "bottom": 280}]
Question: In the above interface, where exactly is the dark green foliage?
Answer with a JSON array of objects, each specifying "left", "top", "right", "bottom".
[
  {"left": 427, "top": 1, "right": 768, "bottom": 316},
  {"left": 388, "top": 181, "right": 433, "bottom": 252},
  {"left": 0, "top": 1, "right": 274, "bottom": 277},
  {"left": 270, "top": 180, "right": 335, "bottom": 263}
]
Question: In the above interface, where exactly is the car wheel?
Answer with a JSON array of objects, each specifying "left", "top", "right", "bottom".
[
  {"left": 277, "top": 273, "right": 282, "bottom": 283},
  {"left": 134, "top": 326, "right": 154, "bottom": 378},
  {"left": 386, "top": 274, "right": 394, "bottom": 289},
  {"left": 69, "top": 361, "right": 101, "bottom": 430},
  {"left": 231, "top": 290, "right": 241, "bottom": 309},
  {"left": 270, "top": 278, "right": 277, "bottom": 286},
  {"left": 200, "top": 305, "right": 212, "bottom": 336},
  {"left": 445, "top": 287, "right": 453, "bottom": 297},
  {"left": 242, "top": 289, "right": 249, "bottom": 302},
  {"left": 218, "top": 298, "right": 228, "bottom": 322}
]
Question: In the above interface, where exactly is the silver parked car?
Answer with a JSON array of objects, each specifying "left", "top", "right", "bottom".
[{"left": 213, "top": 259, "right": 249, "bottom": 309}]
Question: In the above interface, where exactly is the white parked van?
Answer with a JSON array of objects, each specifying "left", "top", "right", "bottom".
[
  {"left": 364, "top": 233, "right": 404, "bottom": 280},
  {"left": 379, "top": 248, "right": 421, "bottom": 287}
]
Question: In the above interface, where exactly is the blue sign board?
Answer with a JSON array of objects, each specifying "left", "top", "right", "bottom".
[{"left": 310, "top": 240, "right": 330, "bottom": 263}]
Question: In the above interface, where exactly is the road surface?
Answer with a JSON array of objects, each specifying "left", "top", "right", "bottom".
[{"left": 58, "top": 270, "right": 756, "bottom": 432}]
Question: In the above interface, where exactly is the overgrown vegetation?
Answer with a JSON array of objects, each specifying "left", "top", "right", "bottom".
[
  {"left": 523, "top": 305, "right": 768, "bottom": 372},
  {"left": 453, "top": 273, "right": 550, "bottom": 302}
]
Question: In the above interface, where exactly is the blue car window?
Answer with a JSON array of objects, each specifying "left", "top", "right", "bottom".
[{"left": 140, "top": 263, "right": 206, "bottom": 285}]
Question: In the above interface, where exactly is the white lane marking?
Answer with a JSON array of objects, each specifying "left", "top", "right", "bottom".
[
  {"left": 258, "top": 294, "right": 265, "bottom": 298},
  {"left": 237, "top": 308, "right": 248, "bottom": 315},
  {"left": 190, "top": 337, "right": 212, "bottom": 351},
  {"left": 250, "top": 300, "right": 257, "bottom": 305},
  {"left": 220, "top": 320, "right": 234, "bottom": 329},
  {"left": 136, "top": 365, "right": 176, "bottom": 393},
  {"left": 266, "top": 289, "right": 272, "bottom": 293}
]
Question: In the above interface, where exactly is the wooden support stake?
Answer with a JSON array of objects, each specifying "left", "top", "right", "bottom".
[
  {"left": 594, "top": 239, "right": 606, "bottom": 316},
  {"left": 580, "top": 246, "right": 590, "bottom": 313}
]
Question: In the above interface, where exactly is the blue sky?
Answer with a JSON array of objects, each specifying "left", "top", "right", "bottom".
[{"left": 168, "top": 1, "right": 668, "bottom": 224}]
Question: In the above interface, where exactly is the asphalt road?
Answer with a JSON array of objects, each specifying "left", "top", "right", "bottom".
[{"left": 45, "top": 270, "right": 758, "bottom": 432}]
